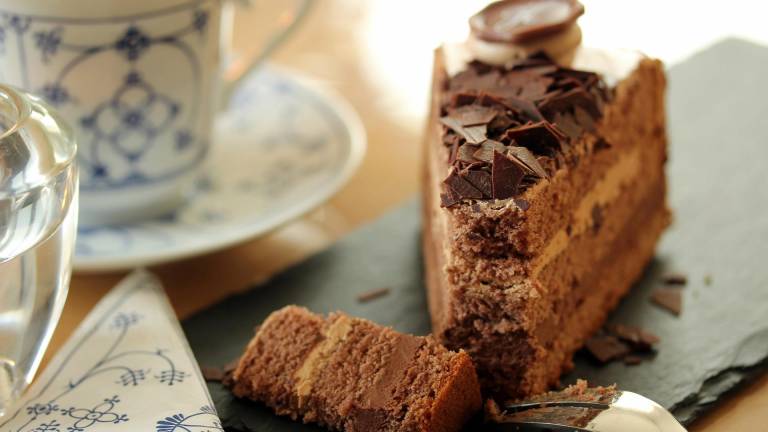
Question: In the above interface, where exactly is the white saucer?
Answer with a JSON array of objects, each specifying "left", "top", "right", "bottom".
[{"left": 74, "top": 66, "right": 366, "bottom": 272}]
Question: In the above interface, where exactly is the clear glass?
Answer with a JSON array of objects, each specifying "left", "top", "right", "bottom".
[{"left": 0, "top": 85, "right": 78, "bottom": 416}]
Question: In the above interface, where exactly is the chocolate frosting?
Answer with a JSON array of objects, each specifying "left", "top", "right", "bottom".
[{"left": 470, "top": 0, "right": 584, "bottom": 43}]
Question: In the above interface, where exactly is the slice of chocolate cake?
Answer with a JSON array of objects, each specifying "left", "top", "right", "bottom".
[
  {"left": 231, "top": 306, "right": 482, "bottom": 432},
  {"left": 423, "top": 1, "right": 670, "bottom": 398}
]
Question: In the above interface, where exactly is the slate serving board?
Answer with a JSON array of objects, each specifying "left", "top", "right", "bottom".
[{"left": 182, "top": 38, "right": 768, "bottom": 429}]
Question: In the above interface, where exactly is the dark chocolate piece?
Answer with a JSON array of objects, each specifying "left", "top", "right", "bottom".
[
  {"left": 650, "top": 288, "right": 683, "bottom": 316},
  {"left": 440, "top": 116, "right": 488, "bottom": 144},
  {"left": 463, "top": 169, "right": 494, "bottom": 198},
  {"left": 473, "top": 140, "right": 507, "bottom": 163},
  {"left": 201, "top": 366, "right": 224, "bottom": 382},
  {"left": 662, "top": 273, "right": 688, "bottom": 286},
  {"left": 448, "top": 105, "right": 498, "bottom": 126},
  {"left": 356, "top": 287, "right": 391, "bottom": 303},
  {"left": 507, "top": 146, "right": 549, "bottom": 178},
  {"left": 440, "top": 188, "right": 462, "bottom": 208},
  {"left": 444, "top": 168, "right": 484, "bottom": 200},
  {"left": 456, "top": 144, "right": 481, "bottom": 163},
  {"left": 502, "top": 121, "right": 564, "bottom": 154},
  {"left": 585, "top": 334, "right": 631, "bottom": 364},
  {"left": 607, "top": 324, "right": 660, "bottom": 351},
  {"left": 492, "top": 151, "right": 525, "bottom": 199}
]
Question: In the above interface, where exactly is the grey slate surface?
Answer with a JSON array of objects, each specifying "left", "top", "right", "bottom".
[{"left": 182, "top": 38, "right": 768, "bottom": 429}]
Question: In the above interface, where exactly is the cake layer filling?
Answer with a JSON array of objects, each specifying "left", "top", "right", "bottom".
[
  {"left": 525, "top": 177, "right": 669, "bottom": 393},
  {"left": 532, "top": 145, "right": 642, "bottom": 277},
  {"left": 294, "top": 314, "right": 354, "bottom": 403}
]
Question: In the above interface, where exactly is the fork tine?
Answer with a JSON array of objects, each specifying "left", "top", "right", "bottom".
[
  {"left": 486, "top": 421, "right": 593, "bottom": 431},
  {"left": 502, "top": 400, "right": 611, "bottom": 413}
]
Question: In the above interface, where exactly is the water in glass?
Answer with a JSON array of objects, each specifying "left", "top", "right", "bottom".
[{"left": 0, "top": 86, "right": 78, "bottom": 416}]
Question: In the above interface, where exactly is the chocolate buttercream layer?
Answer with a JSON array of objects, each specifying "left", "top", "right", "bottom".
[{"left": 231, "top": 306, "right": 482, "bottom": 432}]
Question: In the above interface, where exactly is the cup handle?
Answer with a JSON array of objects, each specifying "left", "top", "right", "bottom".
[{"left": 220, "top": 0, "right": 313, "bottom": 108}]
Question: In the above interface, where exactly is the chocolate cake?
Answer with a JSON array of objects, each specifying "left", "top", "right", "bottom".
[
  {"left": 230, "top": 306, "right": 482, "bottom": 432},
  {"left": 423, "top": 0, "right": 670, "bottom": 397}
]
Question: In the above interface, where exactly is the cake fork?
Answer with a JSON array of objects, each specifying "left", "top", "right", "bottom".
[{"left": 487, "top": 390, "right": 688, "bottom": 432}]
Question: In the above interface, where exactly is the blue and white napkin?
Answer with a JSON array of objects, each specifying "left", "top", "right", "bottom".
[{"left": 0, "top": 270, "right": 222, "bottom": 432}]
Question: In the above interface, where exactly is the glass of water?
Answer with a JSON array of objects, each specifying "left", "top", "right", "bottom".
[{"left": 0, "top": 85, "right": 78, "bottom": 415}]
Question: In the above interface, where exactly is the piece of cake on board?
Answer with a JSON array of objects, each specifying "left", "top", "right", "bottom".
[
  {"left": 231, "top": 306, "right": 482, "bottom": 432},
  {"left": 423, "top": 0, "right": 670, "bottom": 398}
]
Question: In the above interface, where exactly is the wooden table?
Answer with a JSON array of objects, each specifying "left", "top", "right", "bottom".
[{"left": 47, "top": 1, "right": 768, "bottom": 430}]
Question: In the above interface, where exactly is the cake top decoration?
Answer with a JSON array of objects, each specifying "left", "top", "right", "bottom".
[
  {"left": 470, "top": 0, "right": 585, "bottom": 43},
  {"left": 439, "top": 52, "right": 611, "bottom": 207}
]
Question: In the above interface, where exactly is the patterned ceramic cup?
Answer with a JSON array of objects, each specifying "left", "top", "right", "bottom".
[{"left": 0, "top": 0, "right": 311, "bottom": 226}]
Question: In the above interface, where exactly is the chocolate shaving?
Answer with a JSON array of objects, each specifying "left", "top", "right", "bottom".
[
  {"left": 585, "top": 335, "right": 631, "bottom": 364},
  {"left": 444, "top": 168, "right": 484, "bottom": 200},
  {"left": 440, "top": 190, "right": 461, "bottom": 208},
  {"left": 463, "top": 169, "right": 493, "bottom": 197},
  {"left": 442, "top": 133, "right": 461, "bottom": 148},
  {"left": 492, "top": 151, "right": 525, "bottom": 199},
  {"left": 607, "top": 324, "right": 659, "bottom": 351},
  {"left": 440, "top": 117, "right": 488, "bottom": 145},
  {"left": 573, "top": 106, "right": 596, "bottom": 132},
  {"left": 356, "top": 287, "right": 391, "bottom": 302},
  {"left": 463, "top": 125, "right": 488, "bottom": 144},
  {"left": 500, "top": 96, "right": 545, "bottom": 122},
  {"left": 487, "top": 113, "right": 517, "bottom": 133},
  {"left": 662, "top": 273, "right": 688, "bottom": 286},
  {"left": 448, "top": 105, "right": 498, "bottom": 126},
  {"left": 473, "top": 140, "right": 506, "bottom": 163},
  {"left": 507, "top": 146, "right": 549, "bottom": 178},
  {"left": 546, "top": 88, "right": 601, "bottom": 118},
  {"left": 502, "top": 121, "right": 563, "bottom": 154},
  {"left": 456, "top": 144, "right": 480, "bottom": 163},
  {"left": 552, "top": 112, "right": 582, "bottom": 140},
  {"left": 651, "top": 288, "right": 683, "bottom": 316},
  {"left": 585, "top": 323, "right": 660, "bottom": 366}
]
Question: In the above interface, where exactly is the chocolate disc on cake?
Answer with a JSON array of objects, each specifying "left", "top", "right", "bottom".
[{"left": 470, "top": 0, "right": 585, "bottom": 43}]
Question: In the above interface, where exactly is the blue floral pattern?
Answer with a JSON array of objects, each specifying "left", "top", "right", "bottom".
[
  {"left": 0, "top": 271, "right": 221, "bottom": 431},
  {"left": 73, "top": 66, "right": 366, "bottom": 272},
  {"left": 155, "top": 406, "right": 222, "bottom": 432},
  {"left": 0, "top": 2, "right": 214, "bottom": 190}
]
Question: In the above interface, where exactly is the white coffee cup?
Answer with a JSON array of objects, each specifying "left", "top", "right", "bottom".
[{"left": 0, "top": 0, "right": 311, "bottom": 226}]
